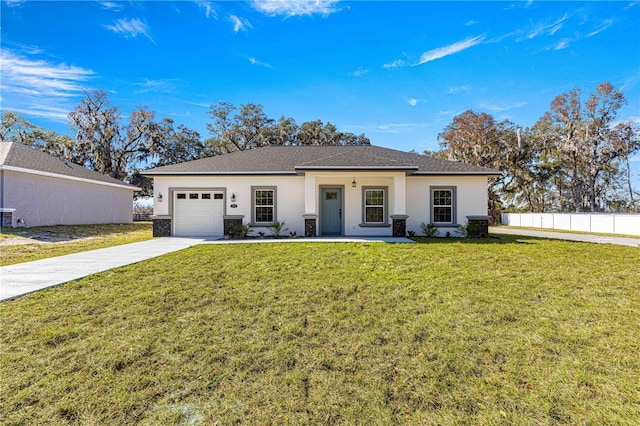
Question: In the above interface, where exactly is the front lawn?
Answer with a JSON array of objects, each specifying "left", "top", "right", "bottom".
[
  {"left": 0, "top": 223, "right": 152, "bottom": 266},
  {"left": 1, "top": 237, "right": 638, "bottom": 424}
]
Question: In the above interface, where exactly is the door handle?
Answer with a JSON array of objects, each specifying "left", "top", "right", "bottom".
[{"left": 339, "top": 208, "right": 342, "bottom": 218}]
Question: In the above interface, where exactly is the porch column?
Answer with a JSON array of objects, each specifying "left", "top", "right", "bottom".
[
  {"left": 392, "top": 174, "right": 406, "bottom": 215},
  {"left": 303, "top": 174, "right": 318, "bottom": 237}
]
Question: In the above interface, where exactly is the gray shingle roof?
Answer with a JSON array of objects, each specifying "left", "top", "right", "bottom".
[
  {"left": 142, "top": 145, "right": 500, "bottom": 176},
  {"left": 0, "top": 142, "right": 139, "bottom": 189}
]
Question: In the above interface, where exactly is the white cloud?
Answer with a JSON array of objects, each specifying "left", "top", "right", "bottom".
[
  {"left": 446, "top": 85, "right": 471, "bottom": 94},
  {"left": 350, "top": 68, "right": 368, "bottom": 77},
  {"left": 249, "top": 57, "right": 273, "bottom": 68},
  {"left": 194, "top": 1, "right": 217, "bottom": 18},
  {"left": 408, "top": 99, "right": 417, "bottom": 107},
  {"left": 230, "top": 15, "right": 253, "bottom": 33},
  {"left": 250, "top": 0, "right": 340, "bottom": 17},
  {"left": 526, "top": 13, "right": 570, "bottom": 40},
  {"left": 552, "top": 38, "right": 571, "bottom": 50},
  {"left": 104, "top": 18, "right": 155, "bottom": 43},
  {"left": 376, "top": 122, "right": 429, "bottom": 134},
  {"left": 130, "top": 78, "right": 177, "bottom": 94},
  {"left": 4, "top": 0, "right": 25, "bottom": 7},
  {"left": 415, "top": 35, "right": 485, "bottom": 65},
  {"left": 383, "top": 59, "right": 406, "bottom": 69},
  {"left": 478, "top": 101, "right": 527, "bottom": 112},
  {"left": 99, "top": 2, "right": 124, "bottom": 11},
  {"left": 465, "top": 20, "right": 478, "bottom": 26},
  {"left": 587, "top": 18, "right": 614, "bottom": 37},
  {"left": 0, "top": 48, "right": 94, "bottom": 121}
]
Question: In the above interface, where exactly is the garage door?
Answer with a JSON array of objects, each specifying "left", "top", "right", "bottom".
[{"left": 173, "top": 191, "right": 224, "bottom": 237}]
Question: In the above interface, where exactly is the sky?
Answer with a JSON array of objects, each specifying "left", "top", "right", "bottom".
[{"left": 1, "top": 1, "right": 639, "bottom": 172}]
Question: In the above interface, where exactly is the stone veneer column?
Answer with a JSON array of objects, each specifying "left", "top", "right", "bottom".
[
  {"left": 151, "top": 216, "right": 172, "bottom": 237},
  {"left": 223, "top": 215, "right": 244, "bottom": 236},
  {"left": 390, "top": 214, "right": 409, "bottom": 237},
  {"left": 466, "top": 215, "right": 491, "bottom": 237},
  {"left": 303, "top": 214, "right": 318, "bottom": 237}
]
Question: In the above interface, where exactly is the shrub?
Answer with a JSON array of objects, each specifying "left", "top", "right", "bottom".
[
  {"left": 420, "top": 222, "right": 439, "bottom": 238},
  {"left": 269, "top": 220, "right": 288, "bottom": 237},
  {"left": 458, "top": 221, "right": 481, "bottom": 238}
]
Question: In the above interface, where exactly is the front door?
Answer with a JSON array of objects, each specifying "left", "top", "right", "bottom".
[{"left": 321, "top": 188, "right": 342, "bottom": 235}]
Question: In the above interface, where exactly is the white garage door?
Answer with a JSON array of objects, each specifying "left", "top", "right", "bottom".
[{"left": 173, "top": 191, "right": 224, "bottom": 237}]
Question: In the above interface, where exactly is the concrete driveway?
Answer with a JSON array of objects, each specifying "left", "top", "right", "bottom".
[
  {"left": 0, "top": 237, "right": 204, "bottom": 301},
  {"left": 490, "top": 226, "right": 640, "bottom": 247}
]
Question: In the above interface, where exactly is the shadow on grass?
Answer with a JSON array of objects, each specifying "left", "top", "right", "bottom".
[{"left": 409, "top": 235, "right": 538, "bottom": 245}]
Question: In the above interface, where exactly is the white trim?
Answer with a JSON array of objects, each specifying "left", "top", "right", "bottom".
[{"left": 0, "top": 165, "right": 140, "bottom": 191}]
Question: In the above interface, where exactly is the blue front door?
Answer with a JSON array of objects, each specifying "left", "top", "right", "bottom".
[{"left": 321, "top": 188, "right": 342, "bottom": 235}]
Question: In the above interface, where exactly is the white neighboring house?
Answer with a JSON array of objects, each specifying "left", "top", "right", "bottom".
[
  {"left": 0, "top": 142, "right": 140, "bottom": 228},
  {"left": 143, "top": 145, "right": 500, "bottom": 238}
]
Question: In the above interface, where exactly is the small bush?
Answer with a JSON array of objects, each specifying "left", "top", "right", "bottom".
[
  {"left": 420, "top": 222, "right": 439, "bottom": 238},
  {"left": 232, "top": 223, "right": 252, "bottom": 238},
  {"left": 269, "top": 220, "right": 288, "bottom": 237},
  {"left": 458, "top": 221, "right": 482, "bottom": 238},
  {"left": 407, "top": 230, "right": 416, "bottom": 237}
]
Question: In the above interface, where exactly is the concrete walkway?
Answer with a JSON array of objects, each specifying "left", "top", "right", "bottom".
[
  {"left": 490, "top": 226, "right": 640, "bottom": 247},
  {"left": 0, "top": 236, "right": 413, "bottom": 301},
  {"left": 0, "top": 237, "right": 204, "bottom": 301}
]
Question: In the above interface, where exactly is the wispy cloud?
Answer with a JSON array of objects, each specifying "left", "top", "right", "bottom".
[
  {"left": 464, "top": 20, "right": 478, "bottom": 26},
  {"left": 383, "top": 59, "right": 406, "bottom": 69},
  {"left": 587, "top": 18, "right": 614, "bottom": 37},
  {"left": 446, "top": 85, "right": 471, "bottom": 94},
  {"left": 478, "top": 101, "right": 527, "bottom": 112},
  {"left": 130, "top": 78, "right": 177, "bottom": 94},
  {"left": 415, "top": 35, "right": 485, "bottom": 65},
  {"left": 194, "top": 1, "right": 217, "bottom": 18},
  {"left": 230, "top": 15, "right": 253, "bottom": 33},
  {"left": 4, "top": 0, "right": 25, "bottom": 7},
  {"left": 250, "top": 0, "right": 340, "bottom": 17},
  {"left": 98, "top": 2, "right": 124, "bottom": 11},
  {"left": 104, "top": 18, "right": 155, "bottom": 43},
  {"left": 525, "top": 13, "right": 570, "bottom": 40},
  {"left": 0, "top": 48, "right": 94, "bottom": 121},
  {"left": 376, "top": 122, "right": 430, "bottom": 134},
  {"left": 350, "top": 67, "right": 368, "bottom": 77},
  {"left": 249, "top": 57, "right": 273, "bottom": 68},
  {"left": 551, "top": 38, "right": 572, "bottom": 50},
  {"left": 408, "top": 99, "right": 418, "bottom": 107}
]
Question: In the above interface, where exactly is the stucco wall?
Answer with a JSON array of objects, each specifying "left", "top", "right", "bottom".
[
  {"left": 406, "top": 175, "right": 489, "bottom": 236},
  {"left": 153, "top": 173, "right": 490, "bottom": 237},
  {"left": 1, "top": 170, "right": 134, "bottom": 227}
]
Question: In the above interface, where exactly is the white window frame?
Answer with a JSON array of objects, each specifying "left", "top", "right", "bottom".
[
  {"left": 430, "top": 186, "right": 456, "bottom": 225},
  {"left": 252, "top": 186, "right": 276, "bottom": 225},
  {"left": 362, "top": 187, "right": 388, "bottom": 225}
]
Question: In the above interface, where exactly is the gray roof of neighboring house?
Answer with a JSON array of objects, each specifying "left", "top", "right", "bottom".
[
  {"left": 0, "top": 142, "right": 139, "bottom": 189},
  {"left": 142, "top": 145, "right": 500, "bottom": 176}
]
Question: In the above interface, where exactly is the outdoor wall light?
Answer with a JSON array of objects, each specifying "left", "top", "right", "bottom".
[
  {"left": 352, "top": 178, "right": 357, "bottom": 188},
  {"left": 157, "top": 193, "right": 163, "bottom": 202},
  {"left": 231, "top": 193, "right": 236, "bottom": 203}
]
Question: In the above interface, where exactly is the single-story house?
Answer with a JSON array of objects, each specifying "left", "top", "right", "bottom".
[
  {"left": 0, "top": 142, "right": 139, "bottom": 227},
  {"left": 142, "top": 145, "right": 500, "bottom": 238}
]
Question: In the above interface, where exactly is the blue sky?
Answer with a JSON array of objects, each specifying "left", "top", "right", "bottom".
[{"left": 1, "top": 1, "right": 639, "bottom": 164}]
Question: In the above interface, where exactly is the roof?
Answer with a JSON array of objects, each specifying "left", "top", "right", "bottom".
[
  {"left": 142, "top": 145, "right": 500, "bottom": 176},
  {"left": 0, "top": 142, "right": 139, "bottom": 190}
]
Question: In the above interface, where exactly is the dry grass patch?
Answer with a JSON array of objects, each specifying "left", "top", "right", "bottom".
[
  {"left": 0, "top": 223, "right": 152, "bottom": 266},
  {"left": 1, "top": 236, "right": 638, "bottom": 424}
]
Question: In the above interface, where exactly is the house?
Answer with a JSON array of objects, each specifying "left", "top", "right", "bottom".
[
  {"left": 142, "top": 145, "right": 500, "bottom": 238},
  {"left": 0, "top": 142, "right": 139, "bottom": 228}
]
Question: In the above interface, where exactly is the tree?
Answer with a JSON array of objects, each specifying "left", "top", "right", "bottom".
[
  {"left": 206, "top": 102, "right": 274, "bottom": 154},
  {"left": 68, "top": 90, "right": 163, "bottom": 182},
  {"left": 1, "top": 111, "right": 75, "bottom": 158}
]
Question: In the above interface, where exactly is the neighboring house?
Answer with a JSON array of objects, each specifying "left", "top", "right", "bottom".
[
  {"left": 143, "top": 145, "right": 500, "bottom": 238},
  {"left": 0, "top": 142, "right": 139, "bottom": 227}
]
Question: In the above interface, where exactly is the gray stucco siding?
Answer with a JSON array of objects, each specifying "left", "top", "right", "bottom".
[{"left": 2, "top": 170, "right": 134, "bottom": 227}]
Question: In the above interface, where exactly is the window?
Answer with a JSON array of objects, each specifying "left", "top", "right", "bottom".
[
  {"left": 431, "top": 187, "right": 456, "bottom": 224},
  {"left": 202, "top": 193, "right": 211, "bottom": 200},
  {"left": 363, "top": 188, "right": 386, "bottom": 224},
  {"left": 214, "top": 193, "right": 223, "bottom": 200},
  {"left": 176, "top": 193, "right": 186, "bottom": 199},
  {"left": 189, "top": 193, "right": 199, "bottom": 199},
  {"left": 252, "top": 187, "right": 276, "bottom": 224}
]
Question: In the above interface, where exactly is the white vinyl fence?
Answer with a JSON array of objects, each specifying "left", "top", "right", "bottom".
[{"left": 501, "top": 213, "right": 640, "bottom": 236}]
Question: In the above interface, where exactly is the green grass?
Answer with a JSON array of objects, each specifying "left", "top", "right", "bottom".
[
  {"left": 0, "top": 223, "right": 152, "bottom": 266},
  {"left": 1, "top": 237, "right": 639, "bottom": 425}
]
